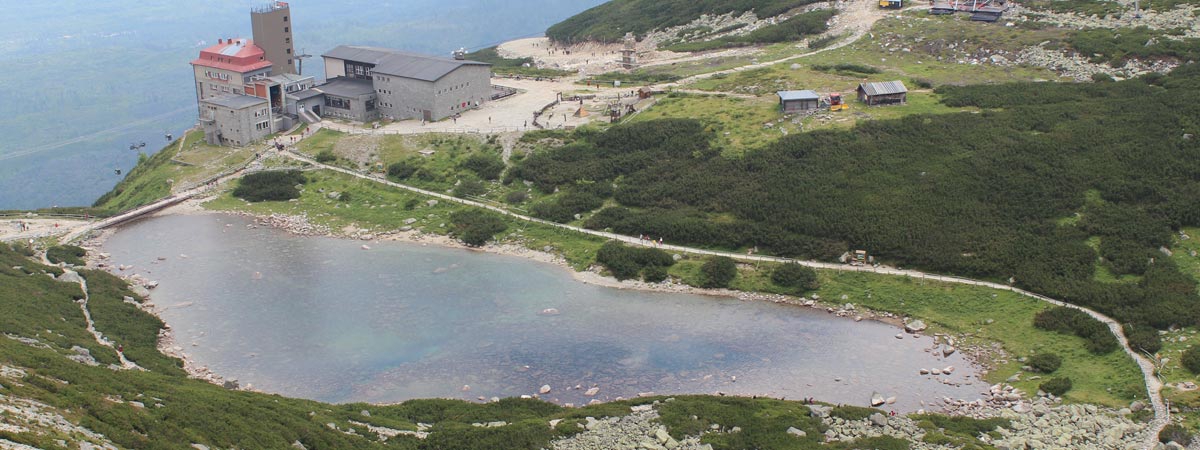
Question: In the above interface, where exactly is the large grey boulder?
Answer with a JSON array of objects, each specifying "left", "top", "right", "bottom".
[
  {"left": 869, "top": 413, "right": 888, "bottom": 427},
  {"left": 904, "top": 320, "right": 927, "bottom": 333},
  {"left": 870, "top": 392, "right": 886, "bottom": 407}
]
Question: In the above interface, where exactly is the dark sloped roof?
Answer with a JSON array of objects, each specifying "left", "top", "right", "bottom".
[
  {"left": 323, "top": 45, "right": 490, "bottom": 82},
  {"left": 288, "top": 88, "right": 324, "bottom": 101},
  {"left": 858, "top": 81, "right": 908, "bottom": 96},
  {"left": 314, "top": 76, "right": 376, "bottom": 98},
  {"left": 201, "top": 94, "right": 267, "bottom": 109},
  {"left": 323, "top": 46, "right": 397, "bottom": 65},
  {"left": 777, "top": 90, "right": 820, "bottom": 101}
]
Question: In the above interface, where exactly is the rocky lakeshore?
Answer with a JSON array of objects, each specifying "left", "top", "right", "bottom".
[{"left": 545, "top": 396, "right": 1154, "bottom": 450}]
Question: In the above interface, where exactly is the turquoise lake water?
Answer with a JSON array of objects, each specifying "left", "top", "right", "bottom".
[{"left": 102, "top": 214, "right": 984, "bottom": 411}]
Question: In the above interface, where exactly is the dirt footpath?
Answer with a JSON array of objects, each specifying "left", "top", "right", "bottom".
[{"left": 0, "top": 219, "right": 88, "bottom": 242}]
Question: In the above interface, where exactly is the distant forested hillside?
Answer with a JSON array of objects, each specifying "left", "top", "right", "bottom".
[
  {"left": 546, "top": 0, "right": 825, "bottom": 43},
  {"left": 512, "top": 64, "right": 1200, "bottom": 328}
]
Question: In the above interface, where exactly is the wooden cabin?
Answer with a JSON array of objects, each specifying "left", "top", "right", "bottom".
[{"left": 856, "top": 81, "right": 908, "bottom": 106}]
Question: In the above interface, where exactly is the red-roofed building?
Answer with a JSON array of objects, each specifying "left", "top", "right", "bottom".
[{"left": 191, "top": 38, "right": 274, "bottom": 114}]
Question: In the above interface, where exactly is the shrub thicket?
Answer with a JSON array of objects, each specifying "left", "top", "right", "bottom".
[
  {"left": 460, "top": 153, "right": 506, "bottom": 180},
  {"left": 643, "top": 265, "right": 669, "bottom": 282},
  {"left": 314, "top": 150, "right": 337, "bottom": 163},
  {"left": 1027, "top": 353, "right": 1062, "bottom": 373},
  {"left": 449, "top": 209, "right": 507, "bottom": 247},
  {"left": 1160, "top": 423, "right": 1194, "bottom": 446},
  {"left": 595, "top": 241, "right": 675, "bottom": 280},
  {"left": 770, "top": 263, "right": 819, "bottom": 292},
  {"left": 1183, "top": 347, "right": 1200, "bottom": 375},
  {"left": 513, "top": 66, "right": 1200, "bottom": 329},
  {"left": 1124, "top": 323, "right": 1163, "bottom": 354},
  {"left": 387, "top": 160, "right": 419, "bottom": 180},
  {"left": 1069, "top": 27, "right": 1200, "bottom": 66},
  {"left": 1033, "top": 307, "right": 1119, "bottom": 355},
  {"left": 700, "top": 256, "right": 737, "bottom": 288},
  {"left": 231, "top": 170, "right": 305, "bottom": 202},
  {"left": 505, "top": 191, "right": 528, "bottom": 204},
  {"left": 46, "top": 245, "right": 86, "bottom": 266},
  {"left": 454, "top": 179, "right": 487, "bottom": 198},
  {"left": 1039, "top": 377, "right": 1073, "bottom": 396},
  {"left": 530, "top": 189, "right": 606, "bottom": 223}
]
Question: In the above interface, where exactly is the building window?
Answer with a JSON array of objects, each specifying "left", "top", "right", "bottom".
[
  {"left": 286, "top": 48, "right": 291, "bottom": 54},
  {"left": 256, "top": 121, "right": 270, "bottom": 131},
  {"left": 285, "top": 37, "right": 290, "bottom": 43},
  {"left": 325, "top": 96, "right": 351, "bottom": 110},
  {"left": 366, "top": 100, "right": 376, "bottom": 111},
  {"left": 284, "top": 27, "right": 289, "bottom": 32},
  {"left": 284, "top": 15, "right": 288, "bottom": 22}
]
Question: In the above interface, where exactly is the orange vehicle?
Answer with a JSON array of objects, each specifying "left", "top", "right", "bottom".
[{"left": 829, "top": 92, "right": 849, "bottom": 111}]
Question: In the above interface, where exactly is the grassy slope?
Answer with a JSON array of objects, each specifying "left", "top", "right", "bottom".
[{"left": 93, "top": 129, "right": 256, "bottom": 212}]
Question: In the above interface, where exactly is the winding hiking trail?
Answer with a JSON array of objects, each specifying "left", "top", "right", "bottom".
[
  {"left": 66, "top": 269, "right": 141, "bottom": 370},
  {"left": 37, "top": 251, "right": 141, "bottom": 370},
  {"left": 661, "top": 0, "right": 900, "bottom": 88}
]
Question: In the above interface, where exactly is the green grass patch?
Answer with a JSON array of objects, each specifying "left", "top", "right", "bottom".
[
  {"left": 630, "top": 93, "right": 783, "bottom": 154},
  {"left": 45, "top": 245, "right": 86, "bottom": 266},
  {"left": 814, "top": 271, "right": 1145, "bottom": 407}
]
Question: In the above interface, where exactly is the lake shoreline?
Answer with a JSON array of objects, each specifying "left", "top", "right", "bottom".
[{"left": 81, "top": 198, "right": 994, "bottom": 411}]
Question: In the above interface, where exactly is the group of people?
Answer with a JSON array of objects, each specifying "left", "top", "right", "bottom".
[{"left": 638, "top": 234, "right": 665, "bottom": 247}]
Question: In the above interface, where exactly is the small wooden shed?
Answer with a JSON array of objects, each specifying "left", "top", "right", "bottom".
[
  {"left": 777, "top": 90, "right": 821, "bottom": 113},
  {"left": 857, "top": 81, "right": 908, "bottom": 106}
]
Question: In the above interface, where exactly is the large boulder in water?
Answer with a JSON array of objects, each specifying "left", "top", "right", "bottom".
[
  {"left": 905, "top": 319, "right": 927, "bottom": 333},
  {"left": 870, "top": 392, "right": 886, "bottom": 407}
]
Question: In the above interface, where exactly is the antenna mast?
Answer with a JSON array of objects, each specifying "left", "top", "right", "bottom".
[{"left": 295, "top": 49, "right": 313, "bottom": 75}]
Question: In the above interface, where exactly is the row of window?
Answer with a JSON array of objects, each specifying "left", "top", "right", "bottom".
[
  {"left": 255, "top": 121, "right": 270, "bottom": 131},
  {"left": 253, "top": 108, "right": 269, "bottom": 118},
  {"left": 204, "top": 70, "right": 231, "bottom": 81},
  {"left": 436, "top": 81, "right": 471, "bottom": 95},
  {"left": 346, "top": 62, "right": 373, "bottom": 79}
]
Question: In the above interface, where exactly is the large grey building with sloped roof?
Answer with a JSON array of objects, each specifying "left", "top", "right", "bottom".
[{"left": 320, "top": 45, "right": 491, "bottom": 122}]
